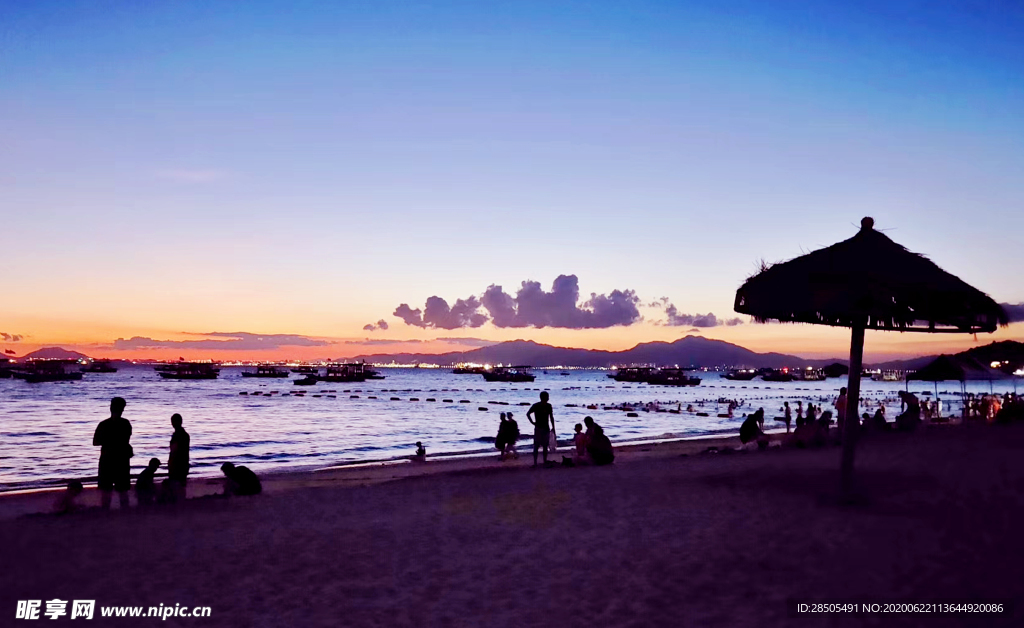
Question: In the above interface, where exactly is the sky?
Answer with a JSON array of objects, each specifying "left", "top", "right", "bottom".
[{"left": 2, "top": 0, "right": 1023, "bottom": 362}]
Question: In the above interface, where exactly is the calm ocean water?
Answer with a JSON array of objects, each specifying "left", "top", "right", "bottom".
[{"left": 0, "top": 366, "right": 1016, "bottom": 491}]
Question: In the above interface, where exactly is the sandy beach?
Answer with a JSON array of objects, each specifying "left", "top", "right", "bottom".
[{"left": 3, "top": 424, "right": 1023, "bottom": 627}]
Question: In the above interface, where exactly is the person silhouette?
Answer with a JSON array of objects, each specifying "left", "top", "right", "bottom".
[
  {"left": 93, "top": 397, "right": 133, "bottom": 510},
  {"left": 135, "top": 458, "right": 160, "bottom": 506},
  {"left": 526, "top": 391, "right": 555, "bottom": 467},
  {"left": 220, "top": 462, "right": 262, "bottom": 496},
  {"left": 167, "top": 413, "right": 190, "bottom": 498}
]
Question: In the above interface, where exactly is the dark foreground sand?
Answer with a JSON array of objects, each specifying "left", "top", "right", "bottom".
[{"left": 2, "top": 424, "right": 1023, "bottom": 627}]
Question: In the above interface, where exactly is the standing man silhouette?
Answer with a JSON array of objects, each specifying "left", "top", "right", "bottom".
[
  {"left": 93, "top": 397, "right": 133, "bottom": 509},
  {"left": 168, "top": 413, "right": 191, "bottom": 498},
  {"left": 526, "top": 391, "right": 555, "bottom": 467}
]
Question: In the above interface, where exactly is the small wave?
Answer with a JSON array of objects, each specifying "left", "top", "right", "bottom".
[{"left": 2, "top": 432, "right": 54, "bottom": 438}]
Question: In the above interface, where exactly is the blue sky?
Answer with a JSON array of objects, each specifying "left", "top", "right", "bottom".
[{"left": 2, "top": 0, "right": 1022, "bottom": 357}]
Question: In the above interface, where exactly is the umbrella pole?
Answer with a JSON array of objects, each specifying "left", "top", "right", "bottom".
[{"left": 841, "top": 323, "right": 865, "bottom": 497}]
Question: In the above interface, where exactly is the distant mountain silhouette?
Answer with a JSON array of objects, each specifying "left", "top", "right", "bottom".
[
  {"left": 355, "top": 336, "right": 834, "bottom": 369},
  {"left": 20, "top": 347, "right": 90, "bottom": 360}
]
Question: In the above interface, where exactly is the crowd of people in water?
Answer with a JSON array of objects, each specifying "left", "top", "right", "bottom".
[{"left": 55, "top": 396, "right": 262, "bottom": 514}]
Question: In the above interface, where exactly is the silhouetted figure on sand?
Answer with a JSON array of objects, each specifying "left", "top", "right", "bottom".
[
  {"left": 740, "top": 408, "right": 769, "bottom": 450},
  {"left": 777, "top": 401, "right": 792, "bottom": 433},
  {"left": 168, "top": 413, "right": 190, "bottom": 498},
  {"left": 583, "top": 416, "right": 614, "bottom": 465},
  {"left": 527, "top": 391, "right": 555, "bottom": 467},
  {"left": 93, "top": 397, "right": 133, "bottom": 510},
  {"left": 220, "top": 462, "right": 262, "bottom": 496},
  {"left": 135, "top": 458, "right": 160, "bottom": 506},
  {"left": 53, "top": 480, "right": 84, "bottom": 515},
  {"left": 835, "top": 387, "right": 849, "bottom": 430},
  {"left": 496, "top": 412, "right": 520, "bottom": 460},
  {"left": 896, "top": 391, "right": 921, "bottom": 431},
  {"left": 573, "top": 423, "right": 588, "bottom": 463}
]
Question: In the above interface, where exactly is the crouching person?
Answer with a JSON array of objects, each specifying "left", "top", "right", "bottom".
[{"left": 221, "top": 462, "right": 262, "bottom": 496}]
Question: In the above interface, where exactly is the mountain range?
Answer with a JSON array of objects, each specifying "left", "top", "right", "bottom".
[{"left": 355, "top": 336, "right": 836, "bottom": 369}]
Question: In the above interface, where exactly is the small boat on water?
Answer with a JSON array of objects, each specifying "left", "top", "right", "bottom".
[
  {"left": 723, "top": 368, "right": 757, "bottom": 381},
  {"left": 482, "top": 366, "right": 535, "bottom": 383},
  {"left": 157, "top": 362, "right": 220, "bottom": 380},
  {"left": 793, "top": 367, "right": 826, "bottom": 381},
  {"left": 241, "top": 365, "right": 290, "bottom": 378},
  {"left": 320, "top": 362, "right": 369, "bottom": 383},
  {"left": 11, "top": 360, "right": 83, "bottom": 383},
  {"left": 871, "top": 370, "right": 903, "bottom": 382},
  {"left": 83, "top": 359, "right": 118, "bottom": 373},
  {"left": 364, "top": 366, "right": 386, "bottom": 380},
  {"left": 609, "top": 367, "right": 657, "bottom": 382},
  {"left": 646, "top": 367, "right": 701, "bottom": 387},
  {"left": 293, "top": 375, "right": 318, "bottom": 386}
]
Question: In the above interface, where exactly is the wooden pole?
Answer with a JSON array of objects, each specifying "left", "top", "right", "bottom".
[{"left": 840, "top": 323, "right": 865, "bottom": 496}]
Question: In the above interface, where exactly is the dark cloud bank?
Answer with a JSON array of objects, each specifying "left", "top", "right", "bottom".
[{"left": 1, "top": 333, "right": 24, "bottom": 342}]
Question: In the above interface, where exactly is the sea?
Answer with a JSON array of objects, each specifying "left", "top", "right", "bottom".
[{"left": 0, "top": 366, "right": 1017, "bottom": 491}]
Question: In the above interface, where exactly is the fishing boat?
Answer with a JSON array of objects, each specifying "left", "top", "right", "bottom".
[
  {"left": 364, "top": 366, "right": 386, "bottom": 380},
  {"left": 482, "top": 366, "right": 535, "bottom": 382},
  {"left": 646, "top": 368, "right": 701, "bottom": 387},
  {"left": 241, "top": 365, "right": 290, "bottom": 378},
  {"left": 609, "top": 367, "right": 657, "bottom": 382},
  {"left": 0, "top": 357, "right": 14, "bottom": 378},
  {"left": 871, "top": 370, "right": 903, "bottom": 382},
  {"left": 793, "top": 367, "right": 826, "bottom": 381},
  {"left": 83, "top": 359, "right": 118, "bottom": 373},
  {"left": 11, "top": 360, "right": 84, "bottom": 383},
  {"left": 762, "top": 369, "right": 796, "bottom": 382},
  {"left": 722, "top": 368, "right": 758, "bottom": 381},
  {"left": 319, "top": 362, "right": 369, "bottom": 383},
  {"left": 157, "top": 362, "right": 220, "bottom": 380},
  {"left": 293, "top": 375, "right": 318, "bottom": 386}
]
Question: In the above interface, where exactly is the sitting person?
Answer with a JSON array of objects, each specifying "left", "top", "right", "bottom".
[
  {"left": 220, "top": 462, "right": 262, "bottom": 496},
  {"left": 739, "top": 408, "right": 769, "bottom": 450},
  {"left": 135, "top": 458, "right": 161, "bottom": 506},
  {"left": 53, "top": 480, "right": 84, "bottom": 515},
  {"left": 414, "top": 441, "right": 427, "bottom": 462},
  {"left": 583, "top": 417, "right": 614, "bottom": 465},
  {"left": 895, "top": 391, "right": 921, "bottom": 431},
  {"left": 792, "top": 412, "right": 825, "bottom": 448},
  {"left": 573, "top": 423, "right": 589, "bottom": 463}
]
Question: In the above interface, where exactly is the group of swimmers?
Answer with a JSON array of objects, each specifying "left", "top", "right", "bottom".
[{"left": 56, "top": 397, "right": 261, "bottom": 514}]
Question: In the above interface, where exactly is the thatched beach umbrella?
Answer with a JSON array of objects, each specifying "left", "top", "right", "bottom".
[{"left": 735, "top": 217, "right": 1007, "bottom": 494}]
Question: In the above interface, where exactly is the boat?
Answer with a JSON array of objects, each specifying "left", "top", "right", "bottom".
[
  {"left": 793, "top": 368, "right": 826, "bottom": 382},
  {"left": 11, "top": 360, "right": 83, "bottom": 383},
  {"left": 364, "top": 366, "right": 386, "bottom": 380},
  {"left": 722, "top": 368, "right": 758, "bottom": 381},
  {"left": 293, "top": 375, "right": 318, "bottom": 386},
  {"left": 83, "top": 359, "right": 118, "bottom": 373},
  {"left": 290, "top": 366, "right": 319, "bottom": 374},
  {"left": 241, "top": 365, "right": 290, "bottom": 378},
  {"left": 319, "top": 362, "right": 369, "bottom": 383},
  {"left": 609, "top": 367, "right": 657, "bottom": 382},
  {"left": 646, "top": 368, "right": 701, "bottom": 387},
  {"left": 453, "top": 366, "right": 486, "bottom": 375},
  {"left": 157, "top": 362, "right": 220, "bottom": 380},
  {"left": 871, "top": 370, "right": 903, "bottom": 382},
  {"left": 762, "top": 369, "right": 796, "bottom": 382},
  {"left": 0, "top": 358, "right": 14, "bottom": 378},
  {"left": 482, "top": 366, "right": 535, "bottom": 382}
]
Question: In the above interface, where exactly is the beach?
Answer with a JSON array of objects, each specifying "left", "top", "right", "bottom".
[{"left": 3, "top": 423, "right": 1023, "bottom": 627}]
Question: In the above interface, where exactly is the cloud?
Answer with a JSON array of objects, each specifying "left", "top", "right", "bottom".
[
  {"left": 664, "top": 305, "right": 744, "bottom": 328},
  {"left": 4, "top": 349, "right": 15, "bottom": 355},
  {"left": 362, "top": 319, "right": 390, "bottom": 332},
  {"left": 111, "top": 332, "right": 333, "bottom": 351},
  {"left": 435, "top": 337, "right": 499, "bottom": 347},
  {"left": 1, "top": 333, "right": 24, "bottom": 342},
  {"left": 479, "top": 275, "right": 641, "bottom": 329},
  {"left": 155, "top": 169, "right": 226, "bottom": 183},
  {"left": 1001, "top": 303, "right": 1024, "bottom": 323},
  {"left": 394, "top": 295, "right": 489, "bottom": 330},
  {"left": 342, "top": 339, "right": 424, "bottom": 346},
  {"left": 688, "top": 328, "right": 701, "bottom": 333}
]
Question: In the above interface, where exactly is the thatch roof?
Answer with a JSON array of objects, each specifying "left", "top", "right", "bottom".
[
  {"left": 908, "top": 354, "right": 1004, "bottom": 382},
  {"left": 734, "top": 218, "right": 1007, "bottom": 333}
]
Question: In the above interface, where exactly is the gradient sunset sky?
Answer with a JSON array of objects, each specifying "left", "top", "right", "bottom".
[{"left": 3, "top": 1, "right": 1022, "bottom": 362}]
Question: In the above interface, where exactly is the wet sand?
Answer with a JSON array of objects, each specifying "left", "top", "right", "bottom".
[{"left": 2, "top": 424, "right": 1022, "bottom": 627}]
